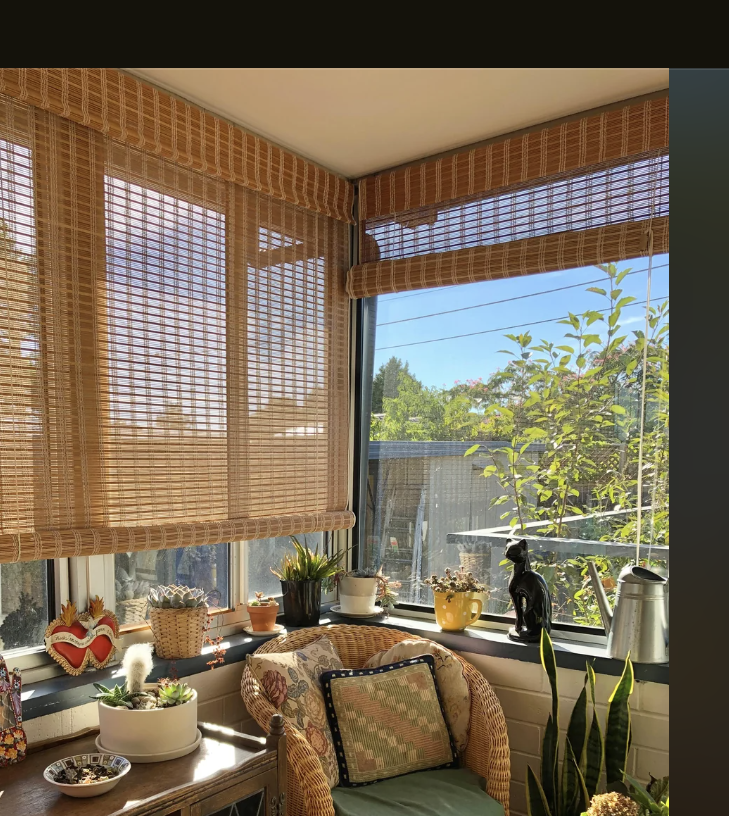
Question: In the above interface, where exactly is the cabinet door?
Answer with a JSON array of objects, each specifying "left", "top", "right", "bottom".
[{"left": 193, "top": 770, "right": 281, "bottom": 816}]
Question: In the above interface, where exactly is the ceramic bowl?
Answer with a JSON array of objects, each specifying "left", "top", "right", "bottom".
[{"left": 43, "top": 752, "right": 131, "bottom": 798}]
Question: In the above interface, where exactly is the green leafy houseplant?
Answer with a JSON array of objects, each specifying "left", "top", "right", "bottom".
[
  {"left": 623, "top": 775, "right": 669, "bottom": 816},
  {"left": 91, "top": 645, "right": 195, "bottom": 710},
  {"left": 269, "top": 536, "right": 345, "bottom": 591},
  {"left": 526, "top": 630, "right": 634, "bottom": 816},
  {"left": 333, "top": 567, "right": 402, "bottom": 611},
  {"left": 271, "top": 536, "right": 346, "bottom": 626}
]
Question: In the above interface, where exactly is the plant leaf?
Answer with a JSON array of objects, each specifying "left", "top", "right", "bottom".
[
  {"left": 605, "top": 655, "right": 634, "bottom": 785},
  {"left": 561, "top": 738, "right": 583, "bottom": 816},
  {"left": 584, "top": 664, "right": 604, "bottom": 799},
  {"left": 624, "top": 773, "right": 662, "bottom": 813},
  {"left": 567, "top": 684, "right": 588, "bottom": 768},
  {"left": 526, "top": 765, "right": 553, "bottom": 816},
  {"left": 541, "top": 714, "right": 559, "bottom": 815}
]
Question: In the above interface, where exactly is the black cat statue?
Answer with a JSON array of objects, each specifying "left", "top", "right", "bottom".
[{"left": 504, "top": 538, "right": 552, "bottom": 643}]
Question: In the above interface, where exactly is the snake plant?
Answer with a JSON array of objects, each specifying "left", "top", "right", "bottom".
[{"left": 526, "top": 629, "right": 634, "bottom": 816}]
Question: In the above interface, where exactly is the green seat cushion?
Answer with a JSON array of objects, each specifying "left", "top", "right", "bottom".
[{"left": 331, "top": 767, "right": 505, "bottom": 816}]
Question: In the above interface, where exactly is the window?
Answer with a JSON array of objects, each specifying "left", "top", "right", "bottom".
[
  {"left": 1, "top": 115, "right": 57, "bottom": 651},
  {"left": 114, "top": 544, "right": 230, "bottom": 626},
  {"left": 361, "top": 256, "right": 669, "bottom": 628},
  {"left": 0, "top": 561, "right": 51, "bottom": 651}
]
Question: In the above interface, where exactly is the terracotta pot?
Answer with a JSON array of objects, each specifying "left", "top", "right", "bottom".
[
  {"left": 246, "top": 602, "right": 279, "bottom": 631},
  {"left": 432, "top": 591, "right": 483, "bottom": 632}
]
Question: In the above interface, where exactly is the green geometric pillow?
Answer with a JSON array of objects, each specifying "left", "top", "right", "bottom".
[{"left": 321, "top": 655, "right": 457, "bottom": 787}]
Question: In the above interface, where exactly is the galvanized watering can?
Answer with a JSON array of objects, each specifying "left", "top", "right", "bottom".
[{"left": 587, "top": 562, "right": 668, "bottom": 664}]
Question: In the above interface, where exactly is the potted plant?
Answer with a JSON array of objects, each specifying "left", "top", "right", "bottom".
[
  {"left": 424, "top": 568, "right": 488, "bottom": 631},
  {"left": 93, "top": 644, "right": 198, "bottom": 760},
  {"left": 270, "top": 536, "right": 345, "bottom": 627},
  {"left": 334, "top": 567, "right": 401, "bottom": 615},
  {"left": 526, "top": 630, "right": 635, "bottom": 816},
  {"left": 246, "top": 592, "right": 279, "bottom": 631},
  {"left": 147, "top": 585, "right": 212, "bottom": 659}
]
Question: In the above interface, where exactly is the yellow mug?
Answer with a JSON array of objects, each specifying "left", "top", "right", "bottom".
[{"left": 432, "top": 591, "right": 483, "bottom": 632}]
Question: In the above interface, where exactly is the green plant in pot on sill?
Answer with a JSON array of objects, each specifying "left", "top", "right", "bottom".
[
  {"left": 247, "top": 592, "right": 280, "bottom": 632},
  {"left": 424, "top": 568, "right": 488, "bottom": 632},
  {"left": 333, "top": 567, "right": 401, "bottom": 617},
  {"left": 92, "top": 644, "right": 199, "bottom": 759},
  {"left": 146, "top": 584, "right": 215, "bottom": 660},
  {"left": 526, "top": 629, "right": 635, "bottom": 816},
  {"left": 270, "top": 536, "right": 345, "bottom": 627}
]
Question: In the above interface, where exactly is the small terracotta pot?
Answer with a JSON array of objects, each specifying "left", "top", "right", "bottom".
[{"left": 246, "top": 602, "right": 279, "bottom": 631}]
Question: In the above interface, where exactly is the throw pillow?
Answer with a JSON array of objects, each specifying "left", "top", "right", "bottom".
[
  {"left": 365, "top": 639, "right": 471, "bottom": 752},
  {"left": 245, "top": 635, "right": 344, "bottom": 787},
  {"left": 321, "top": 655, "right": 457, "bottom": 787}
]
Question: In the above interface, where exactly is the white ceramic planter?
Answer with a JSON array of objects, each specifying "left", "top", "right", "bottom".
[
  {"left": 97, "top": 686, "right": 198, "bottom": 757},
  {"left": 338, "top": 576, "right": 378, "bottom": 615}
]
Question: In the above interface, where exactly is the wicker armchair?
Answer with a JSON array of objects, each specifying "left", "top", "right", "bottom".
[{"left": 241, "top": 624, "right": 511, "bottom": 816}]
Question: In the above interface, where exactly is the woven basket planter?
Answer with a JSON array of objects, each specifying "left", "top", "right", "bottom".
[
  {"left": 149, "top": 606, "right": 208, "bottom": 659},
  {"left": 117, "top": 597, "right": 149, "bottom": 627}
]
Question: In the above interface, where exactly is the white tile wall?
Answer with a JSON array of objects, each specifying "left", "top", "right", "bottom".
[
  {"left": 23, "top": 649, "right": 667, "bottom": 816},
  {"left": 458, "top": 651, "right": 669, "bottom": 816}
]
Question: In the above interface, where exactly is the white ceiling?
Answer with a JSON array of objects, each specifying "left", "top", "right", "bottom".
[{"left": 125, "top": 68, "right": 669, "bottom": 178}]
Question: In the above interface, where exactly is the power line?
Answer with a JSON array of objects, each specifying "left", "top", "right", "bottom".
[
  {"left": 375, "top": 295, "right": 669, "bottom": 351},
  {"left": 379, "top": 286, "right": 455, "bottom": 302},
  {"left": 376, "top": 262, "right": 669, "bottom": 326}
]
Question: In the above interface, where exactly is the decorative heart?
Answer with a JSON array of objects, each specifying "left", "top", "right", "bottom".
[{"left": 44, "top": 598, "right": 121, "bottom": 677}]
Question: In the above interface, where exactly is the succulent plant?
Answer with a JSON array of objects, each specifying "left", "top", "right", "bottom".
[
  {"left": 248, "top": 591, "right": 278, "bottom": 607},
  {"left": 147, "top": 584, "right": 209, "bottom": 609},
  {"left": 157, "top": 679, "right": 195, "bottom": 707},
  {"left": 93, "top": 682, "right": 136, "bottom": 709},
  {"left": 424, "top": 567, "right": 487, "bottom": 595}
]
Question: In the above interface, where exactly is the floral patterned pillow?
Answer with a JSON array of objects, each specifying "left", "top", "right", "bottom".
[{"left": 245, "top": 636, "right": 344, "bottom": 787}]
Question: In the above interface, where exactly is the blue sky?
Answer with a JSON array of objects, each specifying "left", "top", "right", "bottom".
[{"left": 374, "top": 254, "right": 669, "bottom": 389}]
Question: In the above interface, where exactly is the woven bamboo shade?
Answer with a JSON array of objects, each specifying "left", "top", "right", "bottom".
[
  {"left": 358, "top": 97, "right": 668, "bottom": 220},
  {"left": 0, "top": 92, "right": 353, "bottom": 564},
  {"left": 0, "top": 68, "right": 355, "bottom": 224},
  {"left": 349, "top": 96, "right": 669, "bottom": 298}
]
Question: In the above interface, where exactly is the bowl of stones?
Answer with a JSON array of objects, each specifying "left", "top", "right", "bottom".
[{"left": 43, "top": 752, "right": 131, "bottom": 798}]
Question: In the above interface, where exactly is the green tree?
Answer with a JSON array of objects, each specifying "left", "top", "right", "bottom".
[{"left": 371, "top": 356, "right": 418, "bottom": 413}]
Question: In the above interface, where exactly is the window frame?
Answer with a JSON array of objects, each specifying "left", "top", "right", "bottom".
[{"left": 349, "top": 287, "right": 636, "bottom": 640}]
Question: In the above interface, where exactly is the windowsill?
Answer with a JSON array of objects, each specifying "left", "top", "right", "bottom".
[
  {"left": 20, "top": 604, "right": 668, "bottom": 722},
  {"left": 20, "top": 629, "right": 276, "bottom": 722},
  {"left": 329, "top": 609, "right": 668, "bottom": 685}
]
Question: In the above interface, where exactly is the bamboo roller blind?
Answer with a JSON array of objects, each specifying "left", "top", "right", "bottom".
[
  {"left": 0, "top": 68, "right": 355, "bottom": 225},
  {"left": 0, "top": 92, "right": 353, "bottom": 564},
  {"left": 348, "top": 96, "right": 669, "bottom": 298}
]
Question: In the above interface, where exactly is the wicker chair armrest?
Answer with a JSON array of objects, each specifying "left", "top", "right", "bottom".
[
  {"left": 241, "top": 665, "right": 335, "bottom": 816},
  {"left": 461, "top": 661, "right": 511, "bottom": 815}
]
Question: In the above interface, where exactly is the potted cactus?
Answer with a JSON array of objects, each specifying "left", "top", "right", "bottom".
[
  {"left": 147, "top": 584, "right": 212, "bottom": 659},
  {"left": 94, "top": 644, "right": 199, "bottom": 761},
  {"left": 246, "top": 592, "right": 279, "bottom": 631}
]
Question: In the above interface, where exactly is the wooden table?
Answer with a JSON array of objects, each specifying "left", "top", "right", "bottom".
[{"left": 0, "top": 718, "right": 286, "bottom": 816}]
